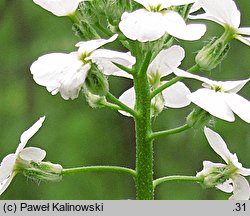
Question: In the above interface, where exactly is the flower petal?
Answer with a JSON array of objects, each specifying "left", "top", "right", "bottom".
[
  {"left": 221, "top": 78, "right": 250, "bottom": 93},
  {"left": 204, "top": 127, "right": 233, "bottom": 164},
  {"left": 33, "top": 0, "right": 84, "bottom": 16},
  {"left": 17, "top": 117, "right": 45, "bottom": 154},
  {"left": 31, "top": 53, "right": 90, "bottom": 100},
  {"left": 163, "top": 11, "right": 206, "bottom": 41},
  {"left": 198, "top": 0, "right": 241, "bottom": 28},
  {"left": 230, "top": 175, "right": 250, "bottom": 200},
  {"left": 238, "top": 27, "right": 250, "bottom": 36},
  {"left": 188, "top": 89, "right": 235, "bottom": 122},
  {"left": 19, "top": 147, "right": 46, "bottom": 162},
  {"left": 118, "top": 87, "right": 135, "bottom": 117},
  {"left": 147, "top": 45, "right": 185, "bottom": 78},
  {"left": 162, "top": 81, "right": 191, "bottom": 108},
  {"left": 189, "top": 13, "right": 224, "bottom": 27},
  {"left": 238, "top": 167, "right": 250, "bottom": 177},
  {"left": 216, "top": 179, "right": 234, "bottom": 193},
  {"left": 133, "top": 0, "right": 151, "bottom": 10},
  {"left": 0, "top": 154, "right": 16, "bottom": 183},
  {"left": 189, "top": 2, "right": 202, "bottom": 13},
  {"left": 168, "top": 0, "right": 196, "bottom": 7},
  {"left": 174, "top": 68, "right": 213, "bottom": 86},
  {"left": 119, "top": 9, "right": 166, "bottom": 42},
  {"left": 197, "top": 160, "right": 226, "bottom": 177},
  {"left": 224, "top": 93, "right": 250, "bottom": 123},
  {"left": 88, "top": 49, "right": 135, "bottom": 78},
  {"left": 0, "top": 173, "right": 15, "bottom": 196},
  {"left": 235, "top": 35, "right": 250, "bottom": 46},
  {"left": 76, "top": 34, "right": 118, "bottom": 54},
  {"left": 134, "top": 0, "right": 196, "bottom": 10}
]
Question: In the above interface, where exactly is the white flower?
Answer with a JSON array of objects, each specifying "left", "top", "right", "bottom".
[
  {"left": 31, "top": 52, "right": 91, "bottom": 100},
  {"left": 197, "top": 127, "right": 250, "bottom": 200},
  {"left": 189, "top": 0, "right": 250, "bottom": 46},
  {"left": 0, "top": 117, "right": 46, "bottom": 195},
  {"left": 31, "top": 35, "right": 134, "bottom": 100},
  {"left": 119, "top": 0, "right": 206, "bottom": 42},
  {"left": 174, "top": 69, "right": 250, "bottom": 123},
  {"left": 148, "top": 45, "right": 185, "bottom": 83},
  {"left": 86, "top": 50, "right": 136, "bottom": 79},
  {"left": 119, "top": 45, "right": 191, "bottom": 117},
  {"left": 33, "top": 0, "right": 84, "bottom": 16}
]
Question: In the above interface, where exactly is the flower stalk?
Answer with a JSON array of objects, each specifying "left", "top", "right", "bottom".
[{"left": 133, "top": 55, "right": 154, "bottom": 200}]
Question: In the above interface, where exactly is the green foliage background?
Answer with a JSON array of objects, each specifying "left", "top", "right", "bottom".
[{"left": 0, "top": 0, "right": 249, "bottom": 200}]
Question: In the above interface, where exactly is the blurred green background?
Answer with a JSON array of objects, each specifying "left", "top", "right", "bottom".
[{"left": 0, "top": 0, "right": 249, "bottom": 200}]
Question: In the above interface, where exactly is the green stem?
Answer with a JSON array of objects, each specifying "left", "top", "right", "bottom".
[
  {"left": 95, "top": 22, "right": 112, "bottom": 37},
  {"left": 100, "top": 101, "right": 123, "bottom": 111},
  {"left": 150, "top": 76, "right": 183, "bottom": 99},
  {"left": 153, "top": 175, "right": 203, "bottom": 189},
  {"left": 138, "top": 51, "right": 153, "bottom": 76},
  {"left": 150, "top": 64, "right": 200, "bottom": 99},
  {"left": 106, "top": 92, "right": 138, "bottom": 117},
  {"left": 150, "top": 124, "right": 190, "bottom": 140},
  {"left": 62, "top": 166, "right": 136, "bottom": 178},
  {"left": 113, "top": 62, "right": 135, "bottom": 76},
  {"left": 133, "top": 55, "right": 154, "bottom": 200}
]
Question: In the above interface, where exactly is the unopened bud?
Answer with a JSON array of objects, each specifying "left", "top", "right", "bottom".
[
  {"left": 197, "top": 165, "right": 236, "bottom": 189},
  {"left": 195, "top": 37, "right": 230, "bottom": 71},
  {"left": 186, "top": 107, "right": 213, "bottom": 129},
  {"left": 23, "top": 161, "right": 63, "bottom": 182},
  {"left": 151, "top": 93, "right": 164, "bottom": 116},
  {"left": 85, "top": 65, "right": 109, "bottom": 96},
  {"left": 83, "top": 86, "right": 106, "bottom": 108}
]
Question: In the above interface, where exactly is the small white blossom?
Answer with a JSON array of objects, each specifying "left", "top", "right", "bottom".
[
  {"left": 119, "top": 0, "right": 206, "bottom": 42},
  {"left": 0, "top": 117, "right": 46, "bottom": 195},
  {"left": 148, "top": 45, "right": 185, "bottom": 83},
  {"left": 174, "top": 69, "right": 250, "bottom": 123},
  {"left": 190, "top": 0, "right": 250, "bottom": 46},
  {"left": 197, "top": 127, "right": 250, "bottom": 200},
  {"left": 119, "top": 46, "right": 191, "bottom": 117},
  {"left": 33, "top": 0, "right": 85, "bottom": 16},
  {"left": 31, "top": 35, "right": 134, "bottom": 100}
]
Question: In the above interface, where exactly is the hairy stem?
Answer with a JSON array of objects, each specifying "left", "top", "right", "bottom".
[
  {"left": 62, "top": 166, "right": 136, "bottom": 178},
  {"left": 151, "top": 64, "right": 200, "bottom": 99},
  {"left": 106, "top": 92, "right": 138, "bottom": 117},
  {"left": 153, "top": 175, "right": 203, "bottom": 189},
  {"left": 150, "top": 124, "right": 190, "bottom": 140},
  {"left": 133, "top": 52, "right": 154, "bottom": 200}
]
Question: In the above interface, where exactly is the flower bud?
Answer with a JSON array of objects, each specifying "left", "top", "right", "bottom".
[
  {"left": 83, "top": 86, "right": 106, "bottom": 108},
  {"left": 197, "top": 166, "right": 228, "bottom": 188},
  {"left": 85, "top": 65, "right": 109, "bottom": 96},
  {"left": 23, "top": 161, "right": 63, "bottom": 182},
  {"left": 186, "top": 107, "right": 213, "bottom": 129},
  {"left": 195, "top": 37, "right": 230, "bottom": 71},
  {"left": 151, "top": 93, "right": 164, "bottom": 116},
  {"left": 197, "top": 165, "right": 237, "bottom": 189}
]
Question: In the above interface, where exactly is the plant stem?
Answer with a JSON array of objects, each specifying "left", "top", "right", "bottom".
[
  {"left": 150, "top": 124, "right": 190, "bottom": 140},
  {"left": 133, "top": 52, "right": 154, "bottom": 200},
  {"left": 153, "top": 175, "right": 203, "bottom": 189},
  {"left": 100, "top": 101, "right": 123, "bottom": 111},
  {"left": 113, "top": 62, "right": 135, "bottom": 76},
  {"left": 150, "top": 76, "right": 183, "bottom": 99},
  {"left": 62, "top": 166, "right": 136, "bottom": 178},
  {"left": 106, "top": 92, "right": 138, "bottom": 117}
]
